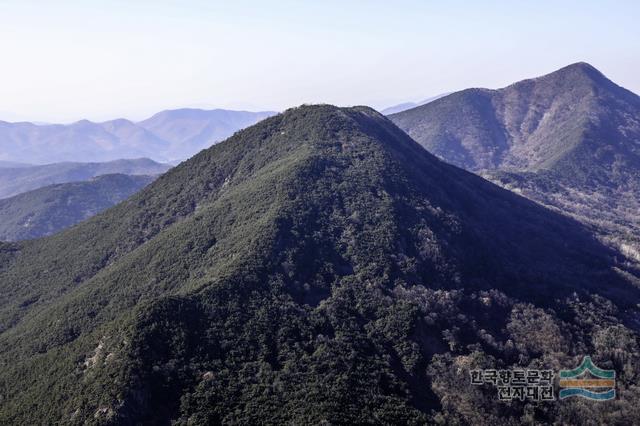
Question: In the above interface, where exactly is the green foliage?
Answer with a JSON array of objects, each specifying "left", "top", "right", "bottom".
[
  {"left": 1, "top": 105, "right": 639, "bottom": 424},
  {"left": 0, "top": 174, "right": 154, "bottom": 241},
  {"left": 391, "top": 62, "right": 640, "bottom": 271}
]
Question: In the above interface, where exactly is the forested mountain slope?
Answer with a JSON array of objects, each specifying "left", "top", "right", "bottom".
[
  {"left": 0, "top": 174, "right": 154, "bottom": 241},
  {"left": 1, "top": 105, "right": 639, "bottom": 424},
  {"left": 391, "top": 62, "right": 640, "bottom": 265},
  {"left": 0, "top": 158, "right": 169, "bottom": 199},
  {"left": 390, "top": 62, "right": 640, "bottom": 180}
]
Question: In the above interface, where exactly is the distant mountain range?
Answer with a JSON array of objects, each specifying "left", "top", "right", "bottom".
[
  {"left": 138, "top": 109, "right": 277, "bottom": 160},
  {"left": 390, "top": 62, "right": 640, "bottom": 258},
  {"left": 0, "top": 161, "right": 31, "bottom": 169},
  {"left": 1, "top": 105, "right": 639, "bottom": 424},
  {"left": 0, "top": 158, "right": 170, "bottom": 199},
  {"left": 0, "top": 108, "right": 277, "bottom": 164},
  {"left": 380, "top": 93, "right": 451, "bottom": 115},
  {"left": 0, "top": 174, "right": 154, "bottom": 241}
]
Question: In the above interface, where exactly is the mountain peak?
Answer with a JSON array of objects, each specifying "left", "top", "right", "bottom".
[
  {"left": 537, "top": 61, "right": 610, "bottom": 86},
  {"left": 391, "top": 62, "right": 640, "bottom": 175},
  {"left": 561, "top": 61, "right": 599, "bottom": 72},
  {"left": 280, "top": 103, "right": 382, "bottom": 121},
  {"left": 70, "top": 118, "right": 96, "bottom": 127},
  {"left": 2, "top": 101, "right": 639, "bottom": 424},
  {"left": 101, "top": 118, "right": 135, "bottom": 127},
  {"left": 247, "top": 104, "right": 424, "bottom": 158}
]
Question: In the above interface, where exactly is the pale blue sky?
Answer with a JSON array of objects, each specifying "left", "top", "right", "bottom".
[{"left": 1, "top": 0, "right": 638, "bottom": 122}]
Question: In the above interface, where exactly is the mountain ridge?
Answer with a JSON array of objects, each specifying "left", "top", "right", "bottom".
[
  {"left": 0, "top": 108, "right": 277, "bottom": 164},
  {"left": 390, "top": 62, "right": 640, "bottom": 178},
  {"left": 0, "top": 158, "right": 170, "bottom": 199},
  {"left": 380, "top": 93, "right": 451, "bottom": 115},
  {"left": 390, "top": 62, "right": 640, "bottom": 259},
  {"left": 0, "top": 174, "right": 155, "bottom": 241},
  {"left": 1, "top": 105, "right": 639, "bottom": 424}
]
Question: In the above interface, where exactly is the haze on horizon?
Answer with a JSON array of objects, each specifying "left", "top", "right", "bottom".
[{"left": 1, "top": 0, "right": 638, "bottom": 123}]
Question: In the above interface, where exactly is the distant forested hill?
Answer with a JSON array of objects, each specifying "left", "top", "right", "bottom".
[
  {"left": 0, "top": 158, "right": 169, "bottom": 199},
  {"left": 0, "top": 174, "right": 154, "bottom": 241}
]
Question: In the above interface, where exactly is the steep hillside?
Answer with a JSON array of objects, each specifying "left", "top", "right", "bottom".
[
  {"left": 390, "top": 62, "right": 640, "bottom": 180},
  {"left": 0, "top": 174, "right": 154, "bottom": 241},
  {"left": 0, "top": 106, "right": 639, "bottom": 424},
  {"left": 391, "top": 62, "right": 640, "bottom": 262},
  {"left": 0, "top": 158, "right": 169, "bottom": 199}
]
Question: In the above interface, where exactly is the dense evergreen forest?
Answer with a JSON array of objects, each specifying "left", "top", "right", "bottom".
[{"left": 1, "top": 106, "right": 639, "bottom": 424}]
